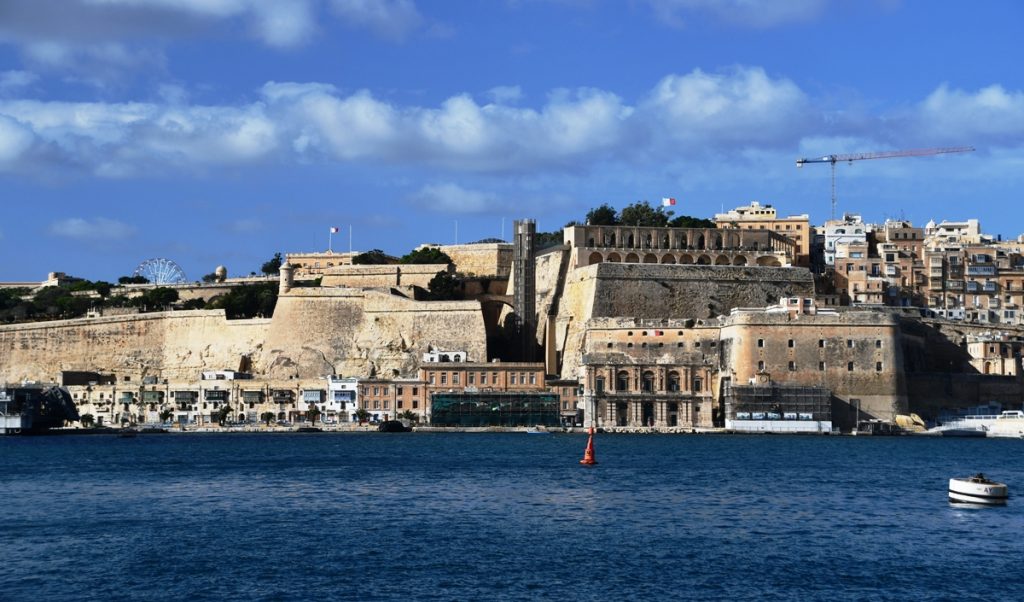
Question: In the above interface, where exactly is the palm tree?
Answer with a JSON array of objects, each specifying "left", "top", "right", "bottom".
[
  {"left": 399, "top": 410, "right": 418, "bottom": 423},
  {"left": 260, "top": 411, "right": 275, "bottom": 426},
  {"left": 158, "top": 409, "right": 174, "bottom": 424},
  {"left": 307, "top": 406, "right": 322, "bottom": 426},
  {"left": 80, "top": 413, "right": 95, "bottom": 428},
  {"left": 355, "top": 408, "right": 370, "bottom": 425},
  {"left": 215, "top": 404, "right": 232, "bottom": 426}
]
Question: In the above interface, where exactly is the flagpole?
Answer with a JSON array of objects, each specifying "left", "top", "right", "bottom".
[{"left": 328, "top": 229, "right": 333, "bottom": 252}]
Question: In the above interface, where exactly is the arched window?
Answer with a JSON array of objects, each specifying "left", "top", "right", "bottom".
[
  {"left": 616, "top": 371, "right": 630, "bottom": 392},
  {"left": 642, "top": 371, "right": 655, "bottom": 393},
  {"left": 667, "top": 371, "right": 680, "bottom": 392}
]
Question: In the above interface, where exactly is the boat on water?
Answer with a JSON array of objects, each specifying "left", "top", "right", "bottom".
[
  {"left": 929, "top": 403, "right": 1005, "bottom": 436},
  {"left": 949, "top": 474, "right": 1008, "bottom": 505},
  {"left": 377, "top": 420, "right": 411, "bottom": 433},
  {"left": 986, "top": 410, "right": 1024, "bottom": 439},
  {"left": 525, "top": 426, "right": 551, "bottom": 434},
  {"left": 935, "top": 427, "right": 988, "bottom": 438}
]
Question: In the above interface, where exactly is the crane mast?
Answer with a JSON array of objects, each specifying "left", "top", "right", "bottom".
[{"left": 796, "top": 146, "right": 974, "bottom": 220}]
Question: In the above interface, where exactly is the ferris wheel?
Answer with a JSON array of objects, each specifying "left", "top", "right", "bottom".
[{"left": 134, "top": 258, "right": 188, "bottom": 285}]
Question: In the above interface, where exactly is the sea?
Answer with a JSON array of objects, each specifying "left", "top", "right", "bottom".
[{"left": 2, "top": 432, "right": 1023, "bottom": 601}]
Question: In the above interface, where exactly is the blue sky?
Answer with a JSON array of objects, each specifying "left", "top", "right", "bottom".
[{"left": 1, "top": 0, "right": 1023, "bottom": 282}]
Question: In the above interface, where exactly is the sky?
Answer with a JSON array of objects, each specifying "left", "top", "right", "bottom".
[{"left": 1, "top": 0, "right": 1023, "bottom": 282}]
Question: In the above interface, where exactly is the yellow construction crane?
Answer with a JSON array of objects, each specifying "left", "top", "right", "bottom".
[{"left": 796, "top": 146, "right": 974, "bottom": 219}]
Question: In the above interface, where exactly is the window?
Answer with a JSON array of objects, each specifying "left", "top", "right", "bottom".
[
  {"left": 847, "top": 362, "right": 854, "bottom": 371},
  {"left": 818, "top": 339, "right": 825, "bottom": 348},
  {"left": 440, "top": 373, "right": 447, "bottom": 385},
  {"left": 694, "top": 342, "right": 701, "bottom": 348},
  {"left": 468, "top": 373, "right": 475, "bottom": 385},
  {"left": 373, "top": 386, "right": 379, "bottom": 396},
  {"left": 607, "top": 342, "right": 613, "bottom": 348},
  {"left": 383, "top": 400, "right": 389, "bottom": 410},
  {"left": 382, "top": 387, "right": 388, "bottom": 396},
  {"left": 413, "top": 400, "right": 419, "bottom": 409},
  {"left": 396, "top": 386, "right": 403, "bottom": 396},
  {"left": 397, "top": 400, "right": 404, "bottom": 409},
  {"left": 429, "top": 373, "right": 436, "bottom": 385},
  {"left": 480, "top": 373, "right": 487, "bottom": 385},
  {"left": 530, "top": 373, "right": 536, "bottom": 385},
  {"left": 595, "top": 377, "right": 605, "bottom": 393},
  {"left": 758, "top": 361, "right": 765, "bottom": 371},
  {"left": 677, "top": 342, "right": 684, "bottom": 348},
  {"left": 452, "top": 373, "right": 460, "bottom": 385},
  {"left": 875, "top": 340, "right": 882, "bottom": 348},
  {"left": 757, "top": 339, "right": 765, "bottom": 348},
  {"left": 788, "top": 339, "right": 795, "bottom": 348},
  {"left": 510, "top": 373, "right": 518, "bottom": 385},
  {"left": 847, "top": 339, "right": 854, "bottom": 348},
  {"left": 373, "top": 400, "right": 380, "bottom": 409},
  {"left": 412, "top": 387, "right": 418, "bottom": 396},
  {"left": 788, "top": 361, "right": 796, "bottom": 371},
  {"left": 819, "top": 361, "right": 825, "bottom": 371},
  {"left": 875, "top": 362, "right": 883, "bottom": 372}
]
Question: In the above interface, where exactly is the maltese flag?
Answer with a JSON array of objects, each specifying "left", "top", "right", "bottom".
[
  {"left": 329, "top": 227, "right": 340, "bottom": 233},
  {"left": 661, "top": 197, "right": 676, "bottom": 207}
]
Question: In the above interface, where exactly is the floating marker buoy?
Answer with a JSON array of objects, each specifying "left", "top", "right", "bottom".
[{"left": 580, "top": 426, "right": 597, "bottom": 465}]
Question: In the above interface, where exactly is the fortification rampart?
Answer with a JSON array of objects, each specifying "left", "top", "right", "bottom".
[
  {"left": 554, "top": 263, "right": 814, "bottom": 378},
  {"left": 260, "top": 288, "right": 486, "bottom": 380},
  {"left": 319, "top": 264, "right": 450, "bottom": 289},
  {"left": 0, "top": 310, "right": 268, "bottom": 383}
]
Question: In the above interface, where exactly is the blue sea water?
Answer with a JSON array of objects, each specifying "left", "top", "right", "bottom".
[{"left": 2, "top": 433, "right": 1023, "bottom": 601}]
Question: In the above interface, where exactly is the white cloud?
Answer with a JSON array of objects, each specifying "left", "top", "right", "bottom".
[
  {"left": 410, "top": 183, "right": 500, "bottom": 213},
  {"left": 641, "top": 67, "right": 811, "bottom": 147},
  {"left": 330, "top": 0, "right": 424, "bottom": 41},
  {"left": 0, "top": 70, "right": 38, "bottom": 92},
  {"left": 0, "top": 114, "right": 35, "bottom": 165},
  {"left": 227, "top": 218, "right": 264, "bottom": 234},
  {"left": 913, "top": 84, "right": 1024, "bottom": 145},
  {"left": 488, "top": 86, "right": 523, "bottom": 104},
  {"left": 646, "top": 0, "right": 826, "bottom": 28},
  {"left": 49, "top": 217, "right": 137, "bottom": 241}
]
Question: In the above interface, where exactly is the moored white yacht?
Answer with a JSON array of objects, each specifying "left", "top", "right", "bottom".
[{"left": 986, "top": 411, "right": 1024, "bottom": 439}]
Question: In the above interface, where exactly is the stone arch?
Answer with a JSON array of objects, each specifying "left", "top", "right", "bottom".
[
  {"left": 756, "top": 256, "right": 782, "bottom": 267},
  {"left": 624, "top": 252, "right": 640, "bottom": 263},
  {"left": 604, "top": 233, "right": 616, "bottom": 246},
  {"left": 615, "top": 370, "right": 630, "bottom": 392},
  {"left": 661, "top": 254, "right": 677, "bottom": 264},
  {"left": 667, "top": 370, "right": 681, "bottom": 392},
  {"left": 587, "top": 237, "right": 595, "bottom": 247},
  {"left": 733, "top": 255, "right": 748, "bottom": 266},
  {"left": 696, "top": 234, "right": 705, "bottom": 249},
  {"left": 697, "top": 254, "right": 712, "bottom": 265},
  {"left": 607, "top": 252, "right": 621, "bottom": 262},
  {"left": 714, "top": 234, "right": 723, "bottom": 250},
  {"left": 588, "top": 252, "right": 604, "bottom": 265},
  {"left": 678, "top": 253, "right": 694, "bottom": 264},
  {"left": 645, "top": 233, "right": 653, "bottom": 248},
  {"left": 715, "top": 255, "right": 731, "bottom": 265},
  {"left": 643, "top": 253, "right": 658, "bottom": 263},
  {"left": 662, "top": 235, "right": 670, "bottom": 248},
  {"left": 627, "top": 234, "right": 635, "bottom": 247},
  {"left": 642, "top": 370, "right": 656, "bottom": 392}
]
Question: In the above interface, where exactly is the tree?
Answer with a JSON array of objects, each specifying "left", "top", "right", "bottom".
[
  {"left": 307, "top": 406, "right": 322, "bottom": 426},
  {"left": 180, "top": 298, "right": 206, "bottom": 310},
  {"left": 534, "top": 231, "right": 564, "bottom": 251},
  {"left": 206, "top": 282, "right": 278, "bottom": 319},
  {"left": 585, "top": 203, "right": 618, "bottom": 226},
  {"left": 426, "top": 270, "right": 460, "bottom": 300},
  {"left": 355, "top": 408, "right": 370, "bottom": 425},
  {"left": 158, "top": 409, "right": 174, "bottom": 424},
  {"left": 619, "top": 200, "right": 669, "bottom": 227},
  {"left": 668, "top": 215, "right": 716, "bottom": 228},
  {"left": 138, "top": 287, "right": 179, "bottom": 309},
  {"left": 80, "top": 413, "right": 95, "bottom": 428},
  {"left": 260, "top": 411, "right": 276, "bottom": 426},
  {"left": 400, "top": 247, "right": 452, "bottom": 265},
  {"left": 118, "top": 275, "right": 149, "bottom": 285},
  {"left": 261, "top": 252, "right": 283, "bottom": 275},
  {"left": 215, "top": 405, "right": 232, "bottom": 426},
  {"left": 201, "top": 272, "right": 219, "bottom": 284},
  {"left": 399, "top": 409, "right": 418, "bottom": 423},
  {"left": 352, "top": 249, "right": 392, "bottom": 265}
]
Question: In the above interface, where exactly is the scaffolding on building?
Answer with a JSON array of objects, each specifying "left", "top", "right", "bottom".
[{"left": 724, "top": 381, "right": 832, "bottom": 421}]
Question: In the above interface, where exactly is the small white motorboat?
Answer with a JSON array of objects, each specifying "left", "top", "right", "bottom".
[{"left": 949, "top": 473, "right": 1008, "bottom": 505}]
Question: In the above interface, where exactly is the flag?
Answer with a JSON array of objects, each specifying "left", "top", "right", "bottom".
[
  {"left": 662, "top": 198, "right": 676, "bottom": 207},
  {"left": 330, "top": 227, "right": 340, "bottom": 233}
]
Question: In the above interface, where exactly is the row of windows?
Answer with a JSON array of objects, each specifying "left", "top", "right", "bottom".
[
  {"left": 426, "top": 371, "right": 539, "bottom": 386},
  {"left": 606, "top": 341, "right": 714, "bottom": 349},
  {"left": 757, "top": 338, "right": 883, "bottom": 349},
  {"left": 759, "top": 360, "right": 883, "bottom": 372}
]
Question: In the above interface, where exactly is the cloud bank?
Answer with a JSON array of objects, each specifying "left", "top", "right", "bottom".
[{"left": 1, "top": 67, "right": 1020, "bottom": 179}]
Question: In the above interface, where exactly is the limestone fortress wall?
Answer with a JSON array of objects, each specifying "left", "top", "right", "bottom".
[
  {"left": 0, "top": 310, "right": 268, "bottom": 383},
  {"left": 0, "top": 288, "right": 486, "bottom": 384},
  {"left": 551, "top": 262, "right": 816, "bottom": 379}
]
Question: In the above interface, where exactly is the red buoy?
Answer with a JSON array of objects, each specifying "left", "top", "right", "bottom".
[{"left": 579, "top": 426, "right": 597, "bottom": 465}]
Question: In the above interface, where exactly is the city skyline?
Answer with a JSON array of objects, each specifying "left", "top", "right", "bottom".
[{"left": 2, "top": 0, "right": 1023, "bottom": 282}]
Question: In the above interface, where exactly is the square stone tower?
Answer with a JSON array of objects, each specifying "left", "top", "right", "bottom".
[{"left": 513, "top": 219, "right": 537, "bottom": 362}]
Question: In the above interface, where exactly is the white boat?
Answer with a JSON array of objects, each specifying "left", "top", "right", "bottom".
[
  {"left": 948, "top": 474, "right": 1008, "bottom": 505},
  {"left": 987, "top": 411, "right": 1024, "bottom": 439}
]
